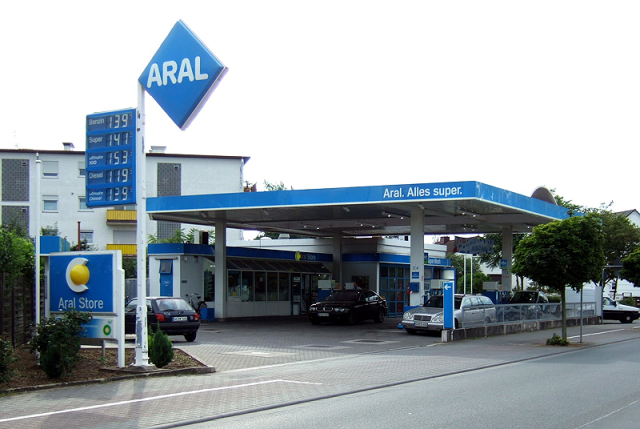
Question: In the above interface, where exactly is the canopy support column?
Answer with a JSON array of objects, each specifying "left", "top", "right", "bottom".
[
  {"left": 502, "top": 226, "right": 513, "bottom": 291},
  {"left": 215, "top": 221, "right": 227, "bottom": 319},
  {"left": 410, "top": 207, "right": 425, "bottom": 307}
]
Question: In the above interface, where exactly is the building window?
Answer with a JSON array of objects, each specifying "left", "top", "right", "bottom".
[
  {"left": 42, "top": 161, "right": 59, "bottom": 178},
  {"left": 43, "top": 195, "right": 58, "bottom": 211},
  {"left": 78, "top": 161, "right": 86, "bottom": 177},
  {"left": 80, "top": 231, "right": 94, "bottom": 244},
  {"left": 79, "top": 196, "right": 87, "bottom": 210}
]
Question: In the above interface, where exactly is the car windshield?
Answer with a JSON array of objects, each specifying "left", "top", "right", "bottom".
[
  {"left": 157, "top": 299, "right": 193, "bottom": 311},
  {"left": 423, "top": 295, "right": 462, "bottom": 310},
  {"left": 324, "top": 290, "right": 361, "bottom": 302}
]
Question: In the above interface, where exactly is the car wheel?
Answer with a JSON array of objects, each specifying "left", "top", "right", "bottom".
[
  {"left": 484, "top": 316, "right": 492, "bottom": 324},
  {"left": 310, "top": 317, "right": 321, "bottom": 325},
  {"left": 374, "top": 308, "right": 385, "bottom": 323},
  {"left": 347, "top": 311, "right": 357, "bottom": 325},
  {"left": 184, "top": 332, "right": 197, "bottom": 342},
  {"left": 405, "top": 328, "right": 417, "bottom": 335},
  {"left": 621, "top": 313, "right": 634, "bottom": 324},
  {"left": 454, "top": 319, "right": 460, "bottom": 329}
]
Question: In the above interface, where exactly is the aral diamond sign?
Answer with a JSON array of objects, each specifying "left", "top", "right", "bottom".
[{"left": 139, "top": 20, "right": 227, "bottom": 130}]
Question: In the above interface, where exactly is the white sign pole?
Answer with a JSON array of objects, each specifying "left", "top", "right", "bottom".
[
  {"left": 34, "top": 154, "right": 41, "bottom": 326},
  {"left": 134, "top": 83, "right": 150, "bottom": 367}
]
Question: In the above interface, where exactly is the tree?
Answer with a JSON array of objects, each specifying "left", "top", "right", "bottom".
[
  {"left": 449, "top": 254, "right": 490, "bottom": 294},
  {"left": 620, "top": 248, "right": 640, "bottom": 287},
  {"left": 0, "top": 224, "right": 35, "bottom": 283},
  {"left": 478, "top": 233, "right": 528, "bottom": 290},
  {"left": 592, "top": 210, "right": 640, "bottom": 288},
  {"left": 552, "top": 193, "right": 640, "bottom": 289},
  {"left": 512, "top": 214, "right": 605, "bottom": 340},
  {"left": 70, "top": 238, "right": 96, "bottom": 252}
]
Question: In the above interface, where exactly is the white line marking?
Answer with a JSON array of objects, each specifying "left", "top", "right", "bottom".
[
  {"left": 574, "top": 400, "right": 638, "bottom": 428},
  {"left": 0, "top": 379, "right": 321, "bottom": 423},
  {"left": 568, "top": 329, "right": 625, "bottom": 339}
]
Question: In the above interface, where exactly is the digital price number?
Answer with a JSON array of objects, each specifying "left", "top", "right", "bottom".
[{"left": 86, "top": 109, "right": 137, "bottom": 207}]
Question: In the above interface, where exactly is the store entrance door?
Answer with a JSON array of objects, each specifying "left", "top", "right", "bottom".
[{"left": 379, "top": 264, "right": 410, "bottom": 317}]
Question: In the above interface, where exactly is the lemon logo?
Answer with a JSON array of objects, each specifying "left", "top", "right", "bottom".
[
  {"left": 66, "top": 258, "right": 90, "bottom": 293},
  {"left": 295, "top": 251, "right": 301, "bottom": 261}
]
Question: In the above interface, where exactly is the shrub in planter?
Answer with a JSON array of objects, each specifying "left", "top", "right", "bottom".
[
  {"left": 30, "top": 309, "right": 92, "bottom": 378},
  {"left": 546, "top": 333, "right": 570, "bottom": 346},
  {"left": 148, "top": 324, "right": 174, "bottom": 368}
]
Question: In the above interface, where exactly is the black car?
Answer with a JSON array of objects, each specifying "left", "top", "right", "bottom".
[
  {"left": 308, "top": 289, "right": 388, "bottom": 325},
  {"left": 125, "top": 297, "right": 201, "bottom": 342}
]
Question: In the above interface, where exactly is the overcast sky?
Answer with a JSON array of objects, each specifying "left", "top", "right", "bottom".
[{"left": 1, "top": 1, "right": 638, "bottom": 212}]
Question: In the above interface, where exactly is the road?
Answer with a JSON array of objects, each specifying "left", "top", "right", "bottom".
[
  {"left": 0, "top": 320, "right": 638, "bottom": 428},
  {"left": 184, "top": 338, "right": 640, "bottom": 429}
]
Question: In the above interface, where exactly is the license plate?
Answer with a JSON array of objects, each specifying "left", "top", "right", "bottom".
[
  {"left": 173, "top": 316, "right": 187, "bottom": 322},
  {"left": 318, "top": 313, "right": 329, "bottom": 317},
  {"left": 415, "top": 321, "right": 429, "bottom": 327}
]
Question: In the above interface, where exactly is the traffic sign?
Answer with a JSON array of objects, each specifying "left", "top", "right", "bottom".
[
  {"left": 85, "top": 108, "right": 137, "bottom": 207},
  {"left": 443, "top": 281, "right": 455, "bottom": 329},
  {"left": 139, "top": 20, "right": 227, "bottom": 130}
]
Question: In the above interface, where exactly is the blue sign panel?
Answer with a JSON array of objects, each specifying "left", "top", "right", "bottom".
[
  {"left": 443, "top": 281, "right": 455, "bottom": 330},
  {"left": 49, "top": 253, "right": 116, "bottom": 314},
  {"left": 139, "top": 20, "right": 227, "bottom": 130},
  {"left": 86, "top": 109, "right": 136, "bottom": 207}
]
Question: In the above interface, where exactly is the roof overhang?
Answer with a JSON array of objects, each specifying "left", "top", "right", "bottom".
[{"left": 146, "top": 181, "right": 570, "bottom": 237}]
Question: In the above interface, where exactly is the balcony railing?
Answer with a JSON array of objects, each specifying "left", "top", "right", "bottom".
[
  {"left": 107, "top": 244, "right": 137, "bottom": 256},
  {"left": 106, "top": 210, "right": 137, "bottom": 223}
]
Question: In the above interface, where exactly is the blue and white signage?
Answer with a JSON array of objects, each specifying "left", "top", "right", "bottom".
[
  {"left": 139, "top": 20, "right": 227, "bottom": 130},
  {"left": 443, "top": 281, "right": 455, "bottom": 330},
  {"left": 86, "top": 108, "right": 137, "bottom": 207},
  {"left": 49, "top": 252, "right": 119, "bottom": 314}
]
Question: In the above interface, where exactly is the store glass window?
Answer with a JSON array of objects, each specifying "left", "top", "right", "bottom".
[
  {"left": 255, "top": 272, "right": 266, "bottom": 301},
  {"left": 228, "top": 270, "right": 240, "bottom": 299},
  {"left": 241, "top": 271, "right": 254, "bottom": 302},
  {"left": 267, "top": 272, "right": 278, "bottom": 301},
  {"left": 278, "top": 273, "right": 289, "bottom": 301}
]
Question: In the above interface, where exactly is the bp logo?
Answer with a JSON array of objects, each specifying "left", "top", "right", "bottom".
[{"left": 66, "top": 257, "right": 90, "bottom": 293}]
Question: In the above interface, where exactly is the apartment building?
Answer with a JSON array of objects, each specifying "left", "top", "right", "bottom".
[{"left": 0, "top": 143, "right": 248, "bottom": 255}]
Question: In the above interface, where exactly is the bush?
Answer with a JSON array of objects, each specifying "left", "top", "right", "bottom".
[
  {"left": 148, "top": 324, "right": 174, "bottom": 368},
  {"left": 620, "top": 297, "right": 636, "bottom": 307},
  {"left": 546, "top": 333, "right": 570, "bottom": 346},
  {"left": 0, "top": 337, "right": 16, "bottom": 383},
  {"left": 29, "top": 309, "right": 92, "bottom": 378}
]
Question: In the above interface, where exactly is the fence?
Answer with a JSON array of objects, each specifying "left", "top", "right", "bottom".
[
  {"left": 459, "top": 302, "right": 597, "bottom": 328},
  {"left": 0, "top": 274, "right": 39, "bottom": 347}
]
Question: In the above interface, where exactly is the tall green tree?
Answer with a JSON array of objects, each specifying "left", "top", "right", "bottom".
[
  {"left": 478, "top": 233, "right": 528, "bottom": 290},
  {"left": 512, "top": 214, "right": 605, "bottom": 340},
  {"left": 553, "top": 193, "right": 640, "bottom": 289},
  {"left": 620, "top": 248, "right": 640, "bottom": 287},
  {"left": 0, "top": 224, "right": 35, "bottom": 283}
]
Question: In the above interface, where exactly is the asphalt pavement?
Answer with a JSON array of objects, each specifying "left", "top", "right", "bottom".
[{"left": 1, "top": 317, "right": 639, "bottom": 428}]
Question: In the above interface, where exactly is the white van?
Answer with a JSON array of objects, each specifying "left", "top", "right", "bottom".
[{"left": 602, "top": 296, "right": 640, "bottom": 324}]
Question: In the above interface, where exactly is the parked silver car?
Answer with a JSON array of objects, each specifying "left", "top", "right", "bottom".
[{"left": 401, "top": 294, "right": 496, "bottom": 334}]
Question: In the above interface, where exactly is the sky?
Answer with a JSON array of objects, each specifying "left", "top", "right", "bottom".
[{"left": 1, "top": 1, "right": 639, "bottom": 212}]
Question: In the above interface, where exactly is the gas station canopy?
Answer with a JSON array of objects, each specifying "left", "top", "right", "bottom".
[{"left": 146, "top": 181, "right": 570, "bottom": 238}]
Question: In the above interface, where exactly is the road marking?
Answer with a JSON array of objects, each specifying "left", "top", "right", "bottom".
[
  {"left": 568, "top": 329, "right": 625, "bottom": 339},
  {"left": 574, "top": 400, "right": 638, "bottom": 428},
  {"left": 0, "top": 379, "right": 321, "bottom": 424}
]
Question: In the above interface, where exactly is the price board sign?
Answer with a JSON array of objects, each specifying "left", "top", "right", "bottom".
[{"left": 85, "top": 109, "right": 137, "bottom": 207}]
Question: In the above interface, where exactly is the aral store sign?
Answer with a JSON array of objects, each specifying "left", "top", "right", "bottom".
[{"left": 139, "top": 20, "right": 227, "bottom": 130}]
